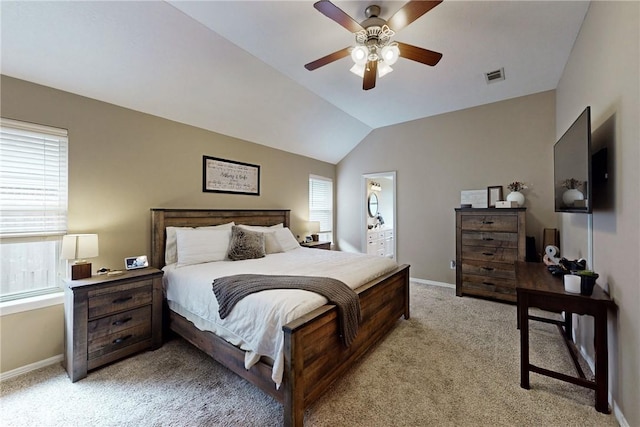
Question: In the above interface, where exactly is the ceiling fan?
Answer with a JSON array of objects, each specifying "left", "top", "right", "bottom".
[{"left": 305, "top": 0, "right": 443, "bottom": 90}]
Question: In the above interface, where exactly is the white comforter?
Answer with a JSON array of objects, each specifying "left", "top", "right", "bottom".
[{"left": 162, "top": 247, "right": 398, "bottom": 387}]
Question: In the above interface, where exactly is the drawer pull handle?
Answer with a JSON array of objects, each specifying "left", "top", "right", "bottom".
[
  {"left": 482, "top": 252, "right": 494, "bottom": 256},
  {"left": 481, "top": 267, "right": 495, "bottom": 271},
  {"left": 482, "top": 237, "right": 494, "bottom": 241},
  {"left": 112, "top": 334, "right": 132, "bottom": 344},
  {"left": 112, "top": 317, "right": 132, "bottom": 326},
  {"left": 112, "top": 296, "right": 133, "bottom": 304},
  {"left": 482, "top": 220, "right": 494, "bottom": 224},
  {"left": 482, "top": 282, "right": 496, "bottom": 286}
]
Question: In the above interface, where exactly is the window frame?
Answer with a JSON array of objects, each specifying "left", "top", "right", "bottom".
[{"left": 308, "top": 174, "right": 334, "bottom": 243}]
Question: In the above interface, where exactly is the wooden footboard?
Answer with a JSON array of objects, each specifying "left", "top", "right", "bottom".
[
  {"left": 282, "top": 263, "right": 410, "bottom": 426},
  {"left": 151, "top": 209, "right": 410, "bottom": 426}
]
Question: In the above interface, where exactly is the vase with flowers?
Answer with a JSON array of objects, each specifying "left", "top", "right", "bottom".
[
  {"left": 506, "top": 181, "right": 527, "bottom": 206},
  {"left": 561, "top": 178, "right": 584, "bottom": 207}
]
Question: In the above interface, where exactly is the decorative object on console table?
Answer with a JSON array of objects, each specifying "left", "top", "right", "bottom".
[
  {"left": 455, "top": 207, "right": 526, "bottom": 303},
  {"left": 64, "top": 267, "right": 164, "bottom": 382},
  {"left": 61, "top": 234, "right": 99, "bottom": 280},
  {"left": 300, "top": 241, "right": 331, "bottom": 250}
]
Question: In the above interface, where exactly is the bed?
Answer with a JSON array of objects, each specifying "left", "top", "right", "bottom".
[{"left": 150, "top": 208, "right": 410, "bottom": 426}]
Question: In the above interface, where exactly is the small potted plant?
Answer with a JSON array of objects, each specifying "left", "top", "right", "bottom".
[
  {"left": 574, "top": 270, "right": 599, "bottom": 296},
  {"left": 506, "top": 181, "right": 528, "bottom": 206}
]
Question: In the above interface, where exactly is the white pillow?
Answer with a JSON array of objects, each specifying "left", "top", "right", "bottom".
[
  {"left": 165, "top": 222, "right": 234, "bottom": 265},
  {"left": 174, "top": 228, "right": 232, "bottom": 267},
  {"left": 238, "top": 223, "right": 285, "bottom": 254},
  {"left": 274, "top": 228, "right": 301, "bottom": 252}
]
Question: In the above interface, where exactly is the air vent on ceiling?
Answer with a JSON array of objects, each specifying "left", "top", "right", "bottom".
[{"left": 485, "top": 68, "right": 505, "bottom": 84}]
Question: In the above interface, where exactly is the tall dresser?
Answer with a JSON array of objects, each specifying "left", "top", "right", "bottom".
[{"left": 455, "top": 208, "right": 526, "bottom": 303}]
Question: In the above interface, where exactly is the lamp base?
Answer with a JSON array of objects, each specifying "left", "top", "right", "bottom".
[
  {"left": 71, "top": 263, "right": 92, "bottom": 280},
  {"left": 311, "top": 234, "right": 319, "bottom": 242}
]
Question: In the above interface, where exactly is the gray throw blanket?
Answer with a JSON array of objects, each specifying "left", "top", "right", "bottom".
[{"left": 212, "top": 274, "right": 361, "bottom": 347}]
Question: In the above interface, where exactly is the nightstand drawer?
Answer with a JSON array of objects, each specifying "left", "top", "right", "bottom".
[
  {"left": 88, "top": 323, "right": 152, "bottom": 360},
  {"left": 88, "top": 305, "right": 152, "bottom": 341},
  {"left": 88, "top": 281, "right": 153, "bottom": 319}
]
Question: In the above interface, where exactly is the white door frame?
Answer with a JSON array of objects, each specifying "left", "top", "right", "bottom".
[{"left": 362, "top": 171, "right": 397, "bottom": 261}]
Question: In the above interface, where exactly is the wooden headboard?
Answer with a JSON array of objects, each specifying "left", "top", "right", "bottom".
[{"left": 150, "top": 208, "right": 291, "bottom": 269}]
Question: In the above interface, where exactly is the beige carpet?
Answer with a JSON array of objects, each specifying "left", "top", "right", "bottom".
[{"left": 1, "top": 283, "right": 617, "bottom": 426}]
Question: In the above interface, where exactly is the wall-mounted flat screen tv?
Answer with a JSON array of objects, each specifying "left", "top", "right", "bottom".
[{"left": 554, "top": 106, "right": 592, "bottom": 213}]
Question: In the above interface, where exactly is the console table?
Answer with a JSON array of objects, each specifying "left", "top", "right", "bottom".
[{"left": 515, "top": 261, "right": 616, "bottom": 413}]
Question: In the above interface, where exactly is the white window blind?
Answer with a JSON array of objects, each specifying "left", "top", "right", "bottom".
[
  {"left": 1, "top": 118, "right": 68, "bottom": 302},
  {"left": 1, "top": 118, "right": 68, "bottom": 237},
  {"left": 309, "top": 175, "right": 333, "bottom": 242}
]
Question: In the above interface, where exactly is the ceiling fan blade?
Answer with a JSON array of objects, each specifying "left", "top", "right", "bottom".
[
  {"left": 396, "top": 41, "right": 443, "bottom": 66},
  {"left": 305, "top": 47, "right": 351, "bottom": 71},
  {"left": 387, "top": 1, "right": 442, "bottom": 32},
  {"left": 314, "top": 1, "right": 364, "bottom": 33},
  {"left": 363, "top": 60, "right": 377, "bottom": 90}
]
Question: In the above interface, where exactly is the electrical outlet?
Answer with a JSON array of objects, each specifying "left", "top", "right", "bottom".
[{"left": 450, "top": 260, "right": 456, "bottom": 269}]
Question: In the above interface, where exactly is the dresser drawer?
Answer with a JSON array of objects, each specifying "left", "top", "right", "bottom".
[
  {"left": 460, "top": 214, "right": 518, "bottom": 232},
  {"left": 461, "top": 274, "right": 516, "bottom": 298},
  {"left": 461, "top": 259, "right": 516, "bottom": 279},
  {"left": 88, "top": 305, "right": 152, "bottom": 341},
  {"left": 87, "top": 323, "right": 152, "bottom": 360},
  {"left": 461, "top": 245, "right": 518, "bottom": 263},
  {"left": 88, "top": 281, "right": 153, "bottom": 319},
  {"left": 461, "top": 231, "right": 517, "bottom": 248}
]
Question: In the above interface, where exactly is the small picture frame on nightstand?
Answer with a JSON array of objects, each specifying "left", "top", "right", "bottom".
[{"left": 125, "top": 255, "right": 149, "bottom": 270}]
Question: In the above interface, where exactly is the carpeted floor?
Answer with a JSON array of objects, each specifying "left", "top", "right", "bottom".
[{"left": 0, "top": 283, "right": 617, "bottom": 426}]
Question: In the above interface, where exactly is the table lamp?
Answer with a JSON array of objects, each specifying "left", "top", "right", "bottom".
[
  {"left": 61, "top": 234, "right": 99, "bottom": 280},
  {"left": 308, "top": 221, "right": 321, "bottom": 242}
]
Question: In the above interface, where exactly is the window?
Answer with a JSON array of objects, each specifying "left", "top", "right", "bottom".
[
  {"left": 1, "top": 118, "right": 68, "bottom": 302},
  {"left": 309, "top": 175, "right": 333, "bottom": 242}
]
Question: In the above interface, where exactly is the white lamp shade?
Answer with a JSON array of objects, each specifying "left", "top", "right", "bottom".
[
  {"left": 349, "top": 63, "right": 365, "bottom": 78},
  {"left": 377, "top": 61, "right": 394, "bottom": 78},
  {"left": 61, "top": 234, "right": 99, "bottom": 260},
  {"left": 381, "top": 44, "right": 400, "bottom": 65},
  {"left": 307, "top": 221, "right": 321, "bottom": 234},
  {"left": 350, "top": 45, "right": 369, "bottom": 65}
]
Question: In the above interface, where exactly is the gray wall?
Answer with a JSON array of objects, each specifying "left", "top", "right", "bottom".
[
  {"left": 337, "top": 91, "right": 557, "bottom": 283},
  {"left": 555, "top": 2, "right": 639, "bottom": 425},
  {"left": 0, "top": 75, "right": 335, "bottom": 373}
]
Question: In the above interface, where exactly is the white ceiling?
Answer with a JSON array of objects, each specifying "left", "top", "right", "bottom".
[{"left": 0, "top": 1, "right": 589, "bottom": 164}]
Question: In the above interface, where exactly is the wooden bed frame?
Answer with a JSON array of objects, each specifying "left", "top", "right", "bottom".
[{"left": 150, "top": 208, "right": 410, "bottom": 426}]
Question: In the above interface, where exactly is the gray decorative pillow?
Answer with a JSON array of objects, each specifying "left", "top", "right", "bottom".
[{"left": 227, "top": 226, "right": 266, "bottom": 261}]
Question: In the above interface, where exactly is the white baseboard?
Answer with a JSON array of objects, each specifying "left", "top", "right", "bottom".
[
  {"left": 0, "top": 354, "right": 63, "bottom": 382},
  {"left": 410, "top": 277, "right": 455, "bottom": 289}
]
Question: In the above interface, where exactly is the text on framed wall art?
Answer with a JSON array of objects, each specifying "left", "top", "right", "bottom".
[{"left": 202, "top": 156, "right": 260, "bottom": 195}]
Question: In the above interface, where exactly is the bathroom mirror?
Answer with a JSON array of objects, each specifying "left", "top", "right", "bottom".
[{"left": 368, "top": 193, "right": 379, "bottom": 217}]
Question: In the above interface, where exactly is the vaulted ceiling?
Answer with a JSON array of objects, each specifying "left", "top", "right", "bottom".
[{"left": 0, "top": 1, "right": 589, "bottom": 164}]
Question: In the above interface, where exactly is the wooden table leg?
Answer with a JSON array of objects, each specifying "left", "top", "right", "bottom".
[
  {"left": 519, "top": 293, "right": 530, "bottom": 389},
  {"left": 594, "top": 306, "right": 610, "bottom": 413}
]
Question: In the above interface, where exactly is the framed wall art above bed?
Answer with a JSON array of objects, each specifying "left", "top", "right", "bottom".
[{"left": 202, "top": 156, "right": 260, "bottom": 195}]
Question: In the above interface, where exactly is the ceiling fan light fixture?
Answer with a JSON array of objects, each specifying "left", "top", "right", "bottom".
[
  {"left": 377, "top": 61, "right": 393, "bottom": 78},
  {"left": 349, "top": 63, "right": 366, "bottom": 78},
  {"left": 381, "top": 44, "right": 400, "bottom": 65},
  {"left": 350, "top": 45, "right": 369, "bottom": 65}
]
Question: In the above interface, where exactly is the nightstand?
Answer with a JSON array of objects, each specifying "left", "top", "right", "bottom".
[
  {"left": 64, "top": 267, "right": 164, "bottom": 382},
  {"left": 300, "top": 241, "right": 331, "bottom": 250}
]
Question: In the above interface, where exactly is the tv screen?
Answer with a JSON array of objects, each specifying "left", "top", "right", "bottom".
[{"left": 554, "top": 106, "right": 592, "bottom": 213}]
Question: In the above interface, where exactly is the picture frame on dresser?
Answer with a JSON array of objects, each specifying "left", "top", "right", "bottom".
[{"left": 487, "top": 186, "right": 503, "bottom": 208}]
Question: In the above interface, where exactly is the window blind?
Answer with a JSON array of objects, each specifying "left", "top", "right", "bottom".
[
  {"left": 309, "top": 175, "right": 333, "bottom": 240},
  {"left": 0, "top": 118, "right": 68, "bottom": 237}
]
